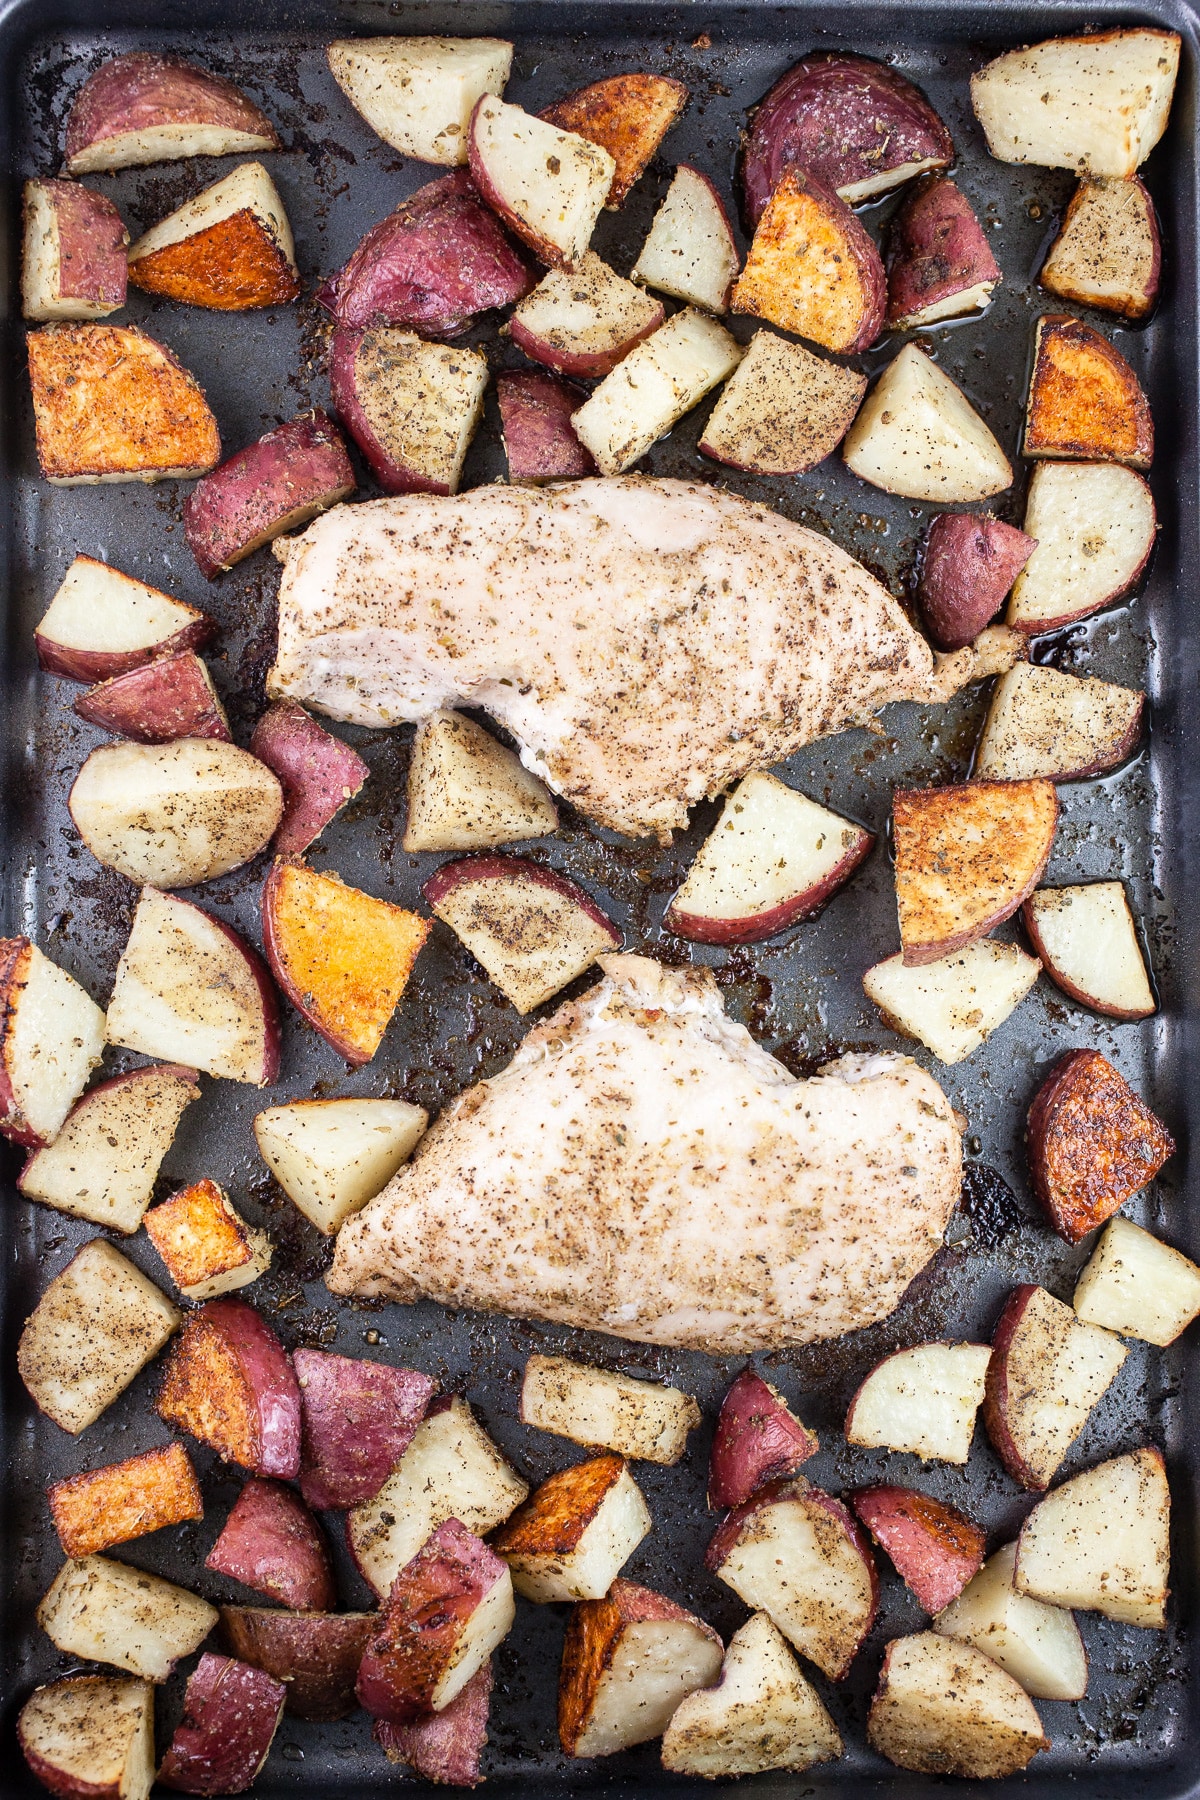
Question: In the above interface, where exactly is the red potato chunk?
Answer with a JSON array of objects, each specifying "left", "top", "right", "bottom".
[
  {"left": 250, "top": 701, "right": 369, "bottom": 856},
  {"left": 35, "top": 555, "right": 216, "bottom": 685},
  {"left": 157, "top": 1653, "right": 285, "bottom": 1796},
  {"left": 156, "top": 1298, "right": 301, "bottom": 1479},
  {"left": 375, "top": 1659, "right": 492, "bottom": 1786},
  {"left": 206, "top": 1478, "right": 335, "bottom": 1611},
  {"left": 490, "top": 1452, "right": 652, "bottom": 1602},
  {"left": 886, "top": 177, "right": 1000, "bottom": 330},
  {"left": 1041, "top": 176, "right": 1161, "bottom": 319},
  {"left": 1026, "top": 1049, "right": 1175, "bottom": 1243},
  {"left": 183, "top": 412, "right": 355, "bottom": 579},
  {"left": 852, "top": 1486, "right": 986, "bottom": 1613},
  {"left": 508, "top": 253, "right": 664, "bottom": 379},
  {"left": 318, "top": 171, "right": 533, "bottom": 338},
  {"left": 0, "top": 936, "right": 106, "bottom": 1148},
  {"left": 559, "top": 1579, "right": 723, "bottom": 1757},
  {"left": 1024, "top": 313, "right": 1153, "bottom": 469},
  {"left": 919, "top": 514, "right": 1037, "bottom": 651},
  {"left": 49, "top": 1441, "right": 203, "bottom": 1560},
  {"left": 126, "top": 162, "right": 299, "bottom": 311},
  {"left": 983, "top": 1284, "right": 1127, "bottom": 1490},
  {"left": 75, "top": 651, "right": 231, "bottom": 743},
  {"left": 295, "top": 1347, "right": 436, "bottom": 1510},
  {"left": 330, "top": 325, "right": 488, "bottom": 496},
  {"left": 18, "top": 1674, "right": 154, "bottom": 1800},
  {"left": 497, "top": 371, "right": 596, "bottom": 484},
  {"left": 1014, "top": 1445, "right": 1170, "bottom": 1627},
  {"left": 708, "top": 1368, "right": 818, "bottom": 1509},
  {"left": 867, "top": 1631, "right": 1048, "bottom": 1777},
  {"left": 541, "top": 74, "right": 689, "bottom": 208},
  {"left": 732, "top": 166, "right": 885, "bottom": 355},
  {"left": 468, "top": 94, "right": 614, "bottom": 271},
  {"left": 143, "top": 1178, "right": 272, "bottom": 1301},
  {"left": 63, "top": 52, "right": 279, "bottom": 175},
  {"left": 22, "top": 178, "right": 128, "bottom": 322},
  {"left": 220, "top": 1606, "right": 375, "bottom": 1722}
]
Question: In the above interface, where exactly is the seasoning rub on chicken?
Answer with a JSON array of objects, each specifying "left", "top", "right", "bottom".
[
  {"left": 270, "top": 476, "right": 982, "bottom": 840},
  {"left": 328, "top": 956, "right": 963, "bottom": 1354}
]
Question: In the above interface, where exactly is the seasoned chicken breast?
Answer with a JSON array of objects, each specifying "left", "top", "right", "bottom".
[
  {"left": 270, "top": 477, "right": 935, "bottom": 838},
  {"left": 328, "top": 955, "right": 963, "bottom": 1353}
]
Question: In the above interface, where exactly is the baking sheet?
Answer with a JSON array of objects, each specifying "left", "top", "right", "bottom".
[{"left": 1, "top": 0, "right": 1197, "bottom": 1792}]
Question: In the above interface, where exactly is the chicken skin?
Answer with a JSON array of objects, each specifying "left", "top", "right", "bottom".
[{"left": 328, "top": 955, "right": 963, "bottom": 1354}]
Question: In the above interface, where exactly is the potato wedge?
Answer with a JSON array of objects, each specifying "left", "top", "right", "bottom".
[
  {"left": 35, "top": 555, "right": 215, "bottom": 684},
  {"left": 491, "top": 1453, "right": 651, "bottom": 1602},
  {"left": 843, "top": 342, "right": 1012, "bottom": 501},
  {"left": 1014, "top": 1446, "right": 1169, "bottom": 1627},
  {"left": 845, "top": 1342, "right": 993, "bottom": 1464},
  {"left": 156, "top": 1297, "right": 301, "bottom": 1478},
  {"left": 128, "top": 161, "right": 298, "bottom": 309},
  {"left": 984, "top": 1284, "right": 1127, "bottom": 1489},
  {"left": 469, "top": 94, "right": 614, "bottom": 269},
  {"left": 893, "top": 778, "right": 1058, "bottom": 965},
  {"left": 326, "top": 36, "right": 511, "bottom": 165},
  {"left": 27, "top": 324, "right": 220, "bottom": 484},
  {"left": 18, "top": 1240, "right": 180, "bottom": 1435},
  {"left": 220, "top": 1608, "right": 375, "bottom": 1722},
  {"left": 249, "top": 701, "right": 369, "bottom": 856},
  {"left": 1073, "top": 1217, "right": 1200, "bottom": 1347},
  {"left": 18, "top": 1675, "right": 154, "bottom": 1800},
  {"left": 731, "top": 166, "right": 885, "bottom": 354},
  {"left": 1024, "top": 314, "right": 1153, "bottom": 467},
  {"left": 64, "top": 52, "right": 279, "bottom": 175},
  {"left": 184, "top": 411, "right": 354, "bottom": 578},
  {"left": 632, "top": 164, "right": 739, "bottom": 312},
  {"left": 253, "top": 1095, "right": 427, "bottom": 1235},
  {"left": 661, "top": 1611, "right": 842, "bottom": 1777},
  {"left": 0, "top": 937, "right": 106, "bottom": 1148},
  {"left": 261, "top": 857, "right": 429, "bottom": 1064},
  {"left": 919, "top": 514, "right": 1036, "bottom": 651},
  {"left": 934, "top": 1542, "right": 1088, "bottom": 1701},
  {"left": 1007, "top": 461, "right": 1156, "bottom": 634},
  {"left": 970, "top": 30, "right": 1180, "bottom": 177},
  {"left": 375, "top": 1660, "right": 491, "bottom": 1784},
  {"left": 571, "top": 307, "right": 741, "bottom": 475},
  {"left": 496, "top": 372, "right": 596, "bottom": 485},
  {"left": 38, "top": 1556, "right": 217, "bottom": 1683},
  {"left": 1041, "top": 176, "right": 1161, "bottom": 318},
  {"left": 886, "top": 176, "right": 1000, "bottom": 330},
  {"left": 541, "top": 73, "right": 688, "bottom": 208},
  {"left": 22, "top": 178, "right": 127, "bottom": 322},
  {"left": 852, "top": 1488, "right": 986, "bottom": 1614},
  {"left": 1026, "top": 1048, "right": 1174, "bottom": 1244},
  {"left": 867, "top": 1631, "right": 1048, "bottom": 1777},
  {"left": 294, "top": 1347, "right": 435, "bottom": 1509},
  {"left": 559, "top": 1579, "right": 723, "bottom": 1756},
  {"left": 520, "top": 1354, "right": 699, "bottom": 1465},
  {"left": 977, "top": 660, "right": 1145, "bottom": 782},
  {"left": 708, "top": 1369, "right": 818, "bottom": 1509},
  {"left": 49, "top": 1441, "right": 202, "bottom": 1560},
  {"left": 699, "top": 330, "right": 867, "bottom": 476},
  {"left": 330, "top": 325, "right": 487, "bottom": 494},
  {"left": 157, "top": 1653, "right": 285, "bottom": 1793},
  {"left": 145, "top": 1178, "right": 272, "bottom": 1301},
  {"left": 1023, "top": 880, "right": 1155, "bottom": 1019},
  {"left": 405, "top": 710, "right": 559, "bottom": 851},
  {"left": 75, "top": 652, "right": 231, "bottom": 744},
  {"left": 205, "top": 1478, "right": 334, "bottom": 1612},
  {"left": 69, "top": 738, "right": 283, "bottom": 889},
  {"left": 508, "top": 252, "right": 663, "bottom": 379},
  {"left": 863, "top": 940, "right": 1041, "bottom": 1065}
]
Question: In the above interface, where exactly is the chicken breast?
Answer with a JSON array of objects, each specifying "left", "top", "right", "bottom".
[
  {"left": 270, "top": 477, "right": 935, "bottom": 838},
  {"left": 328, "top": 955, "right": 963, "bottom": 1353}
]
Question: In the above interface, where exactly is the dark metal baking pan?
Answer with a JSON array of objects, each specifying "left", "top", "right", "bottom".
[{"left": 0, "top": 0, "right": 1197, "bottom": 1793}]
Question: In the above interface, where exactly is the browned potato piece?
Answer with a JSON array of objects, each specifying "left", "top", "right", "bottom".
[
  {"left": 731, "top": 167, "right": 885, "bottom": 355},
  {"left": 1041, "top": 177, "right": 1161, "bottom": 318},
  {"left": 699, "top": 330, "right": 866, "bottom": 475},
  {"left": 48, "top": 1442, "right": 203, "bottom": 1558},
  {"left": 1026, "top": 1049, "right": 1175, "bottom": 1244},
  {"left": 867, "top": 1631, "right": 1048, "bottom": 1777},
  {"left": 541, "top": 74, "right": 688, "bottom": 207},
  {"left": 1024, "top": 314, "right": 1153, "bottom": 468}
]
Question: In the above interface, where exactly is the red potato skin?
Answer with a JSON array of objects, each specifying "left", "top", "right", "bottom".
[
  {"left": 64, "top": 54, "right": 278, "bottom": 171},
  {"left": 27, "top": 179, "right": 128, "bottom": 307},
  {"left": 1026, "top": 1049, "right": 1175, "bottom": 1244},
  {"left": 328, "top": 327, "right": 450, "bottom": 497},
  {"left": 18, "top": 1060, "right": 200, "bottom": 1192},
  {"left": 249, "top": 701, "right": 369, "bottom": 856},
  {"left": 496, "top": 372, "right": 596, "bottom": 483},
  {"left": 851, "top": 1485, "right": 986, "bottom": 1611},
  {"left": 36, "top": 612, "right": 216, "bottom": 686},
  {"left": 183, "top": 412, "right": 355, "bottom": 580},
  {"left": 422, "top": 854, "right": 621, "bottom": 944},
  {"left": 982, "top": 1285, "right": 1050, "bottom": 1491},
  {"left": 220, "top": 1607, "right": 375, "bottom": 1721},
  {"left": 294, "top": 1348, "right": 436, "bottom": 1510},
  {"left": 180, "top": 900, "right": 281, "bottom": 1087},
  {"left": 708, "top": 1368, "right": 819, "bottom": 1508},
  {"left": 73, "top": 651, "right": 231, "bottom": 742},
  {"left": 357, "top": 1519, "right": 510, "bottom": 1725},
  {"left": 667, "top": 826, "right": 875, "bottom": 947},
  {"left": 318, "top": 172, "right": 533, "bottom": 339},
  {"left": 375, "top": 1659, "right": 492, "bottom": 1785},
  {"left": 206, "top": 1477, "right": 336, "bottom": 1610},
  {"left": 1021, "top": 895, "right": 1155, "bottom": 1019},
  {"left": 886, "top": 177, "right": 1000, "bottom": 327},
  {"left": 919, "top": 514, "right": 1038, "bottom": 651},
  {"left": 742, "top": 52, "right": 953, "bottom": 224},
  {"left": 157, "top": 1653, "right": 285, "bottom": 1796},
  {"left": 165, "top": 1297, "right": 301, "bottom": 1478}
]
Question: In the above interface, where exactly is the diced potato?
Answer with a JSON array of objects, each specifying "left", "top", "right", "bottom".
[
  {"left": 520, "top": 1354, "right": 699, "bottom": 1464},
  {"left": 1073, "top": 1217, "right": 1200, "bottom": 1346},
  {"left": 127, "top": 161, "right": 299, "bottom": 309},
  {"left": 491, "top": 1454, "right": 651, "bottom": 1602},
  {"left": 863, "top": 941, "right": 1041, "bottom": 1064},
  {"left": 976, "top": 661, "right": 1144, "bottom": 782},
  {"left": 144, "top": 1178, "right": 272, "bottom": 1299},
  {"left": 662, "top": 1612, "right": 842, "bottom": 1776},
  {"left": 48, "top": 1441, "right": 203, "bottom": 1559},
  {"left": 845, "top": 1342, "right": 993, "bottom": 1464},
  {"left": 253, "top": 1096, "right": 428, "bottom": 1235},
  {"left": 571, "top": 308, "right": 741, "bottom": 475},
  {"left": 867, "top": 1631, "right": 1048, "bottom": 1777},
  {"left": 934, "top": 1544, "right": 1088, "bottom": 1701},
  {"left": 18, "top": 1675, "right": 154, "bottom": 1800},
  {"left": 843, "top": 342, "right": 1012, "bottom": 503},
  {"left": 404, "top": 710, "right": 558, "bottom": 853},
  {"left": 38, "top": 1555, "right": 217, "bottom": 1681},
  {"left": 1014, "top": 1447, "right": 1170, "bottom": 1628},
  {"left": 327, "top": 36, "right": 512, "bottom": 165}
]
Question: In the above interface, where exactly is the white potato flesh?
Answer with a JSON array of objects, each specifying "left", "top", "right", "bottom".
[
  {"left": 505, "top": 1465, "right": 651, "bottom": 1603},
  {"left": 328, "top": 36, "right": 512, "bottom": 164},
  {"left": 863, "top": 941, "right": 1041, "bottom": 1064},
  {"left": 1008, "top": 462, "right": 1155, "bottom": 631},
  {"left": 253, "top": 1096, "right": 428, "bottom": 1234},
  {"left": 37, "top": 1556, "right": 217, "bottom": 1682},
  {"left": 1025, "top": 881, "right": 1154, "bottom": 1017},
  {"left": 68, "top": 122, "right": 277, "bottom": 178},
  {"left": 69, "top": 739, "right": 282, "bottom": 889},
  {"left": 431, "top": 1566, "right": 515, "bottom": 1711},
  {"left": 19, "top": 1065, "right": 200, "bottom": 1234},
  {"left": 632, "top": 164, "right": 739, "bottom": 312},
  {"left": 669, "top": 771, "right": 868, "bottom": 929},
  {"left": 128, "top": 161, "right": 294, "bottom": 268},
  {"left": 18, "top": 1676, "right": 154, "bottom": 1800},
  {"left": 868, "top": 1631, "right": 1047, "bottom": 1778},
  {"left": 16, "top": 1239, "right": 180, "bottom": 1434},
  {"left": 520, "top": 1354, "right": 700, "bottom": 1464},
  {"left": 843, "top": 343, "right": 1012, "bottom": 502},
  {"left": 897, "top": 279, "right": 996, "bottom": 331},
  {"left": 847, "top": 1342, "right": 992, "bottom": 1464},
  {"left": 349, "top": 1398, "right": 528, "bottom": 1598},
  {"left": 2, "top": 944, "right": 106, "bottom": 1146},
  {"left": 993, "top": 1287, "right": 1127, "bottom": 1488},
  {"left": 934, "top": 1544, "right": 1088, "bottom": 1701},
  {"left": 22, "top": 182, "right": 125, "bottom": 322},
  {"left": 699, "top": 330, "right": 866, "bottom": 476},
  {"left": 37, "top": 556, "right": 204, "bottom": 659},
  {"left": 976, "top": 662, "right": 1144, "bottom": 781},
  {"left": 662, "top": 1611, "right": 842, "bottom": 1777},
  {"left": 105, "top": 887, "right": 273, "bottom": 1085},
  {"left": 357, "top": 332, "right": 488, "bottom": 493},
  {"left": 511, "top": 254, "right": 662, "bottom": 369},
  {"left": 970, "top": 30, "right": 1180, "bottom": 177},
  {"left": 572, "top": 308, "right": 742, "bottom": 475},
  {"left": 713, "top": 1490, "right": 875, "bottom": 1679},
  {"left": 429, "top": 867, "right": 619, "bottom": 1014},
  {"left": 404, "top": 711, "right": 558, "bottom": 853},
  {"left": 471, "top": 94, "right": 613, "bottom": 266},
  {"left": 1074, "top": 1217, "right": 1200, "bottom": 1347},
  {"left": 1014, "top": 1447, "right": 1170, "bottom": 1627},
  {"left": 574, "top": 1618, "right": 724, "bottom": 1757},
  {"left": 1041, "top": 177, "right": 1159, "bottom": 313}
]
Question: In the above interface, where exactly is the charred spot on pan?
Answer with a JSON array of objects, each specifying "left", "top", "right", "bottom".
[{"left": 959, "top": 1163, "right": 1023, "bottom": 1249}]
